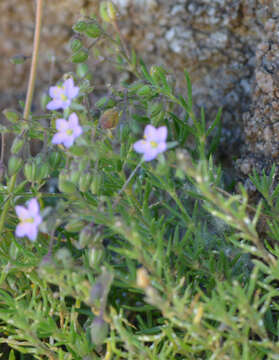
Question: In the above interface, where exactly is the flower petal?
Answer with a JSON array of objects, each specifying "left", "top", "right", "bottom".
[
  {"left": 34, "top": 214, "right": 43, "bottom": 226},
  {"left": 28, "top": 225, "right": 38, "bottom": 242},
  {"left": 15, "top": 205, "right": 29, "bottom": 220},
  {"left": 63, "top": 135, "right": 75, "bottom": 148},
  {"left": 27, "top": 198, "right": 40, "bottom": 216},
  {"left": 133, "top": 140, "right": 151, "bottom": 154},
  {"left": 156, "top": 142, "right": 167, "bottom": 153},
  {"left": 46, "top": 100, "right": 64, "bottom": 111},
  {"left": 68, "top": 113, "right": 79, "bottom": 127},
  {"left": 64, "top": 78, "right": 79, "bottom": 99},
  {"left": 49, "top": 86, "right": 63, "bottom": 99},
  {"left": 52, "top": 132, "right": 67, "bottom": 145},
  {"left": 154, "top": 126, "right": 167, "bottom": 142},
  {"left": 56, "top": 118, "right": 69, "bottom": 131},
  {"left": 15, "top": 223, "right": 29, "bottom": 237},
  {"left": 144, "top": 125, "right": 157, "bottom": 140},
  {"left": 143, "top": 148, "right": 159, "bottom": 161}
]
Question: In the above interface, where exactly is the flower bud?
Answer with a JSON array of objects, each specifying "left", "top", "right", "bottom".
[
  {"left": 65, "top": 220, "right": 85, "bottom": 233},
  {"left": 71, "top": 48, "right": 88, "bottom": 63},
  {"left": 78, "top": 172, "right": 92, "bottom": 192},
  {"left": 99, "top": 108, "right": 119, "bottom": 129},
  {"left": 49, "top": 151, "right": 63, "bottom": 168},
  {"left": 88, "top": 246, "right": 104, "bottom": 268},
  {"left": 85, "top": 23, "right": 102, "bottom": 38},
  {"left": 70, "top": 37, "right": 83, "bottom": 53},
  {"left": 90, "top": 316, "right": 108, "bottom": 346},
  {"left": 70, "top": 168, "right": 81, "bottom": 186},
  {"left": 90, "top": 172, "right": 102, "bottom": 195},
  {"left": 73, "top": 21, "right": 87, "bottom": 33},
  {"left": 24, "top": 161, "right": 36, "bottom": 182},
  {"left": 11, "top": 137, "right": 24, "bottom": 154},
  {"left": 8, "top": 156, "right": 23, "bottom": 176},
  {"left": 36, "top": 163, "right": 50, "bottom": 181},
  {"left": 3, "top": 109, "right": 20, "bottom": 123},
  {"left": 58, "top": 170, "right": 77, "bottom": 193},
  {"left": 79, "top": 225, "right": 94, "bottom": 248},
  {"left": 137, "top": 84, "right": 153, "bottom": 97},
  {"left": 76, "top": 63, "right": 89, "bottom": 78}
]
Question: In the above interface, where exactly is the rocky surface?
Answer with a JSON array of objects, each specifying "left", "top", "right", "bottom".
[{"left": 0, "top": 0, "right": 278, "bottom": 170}]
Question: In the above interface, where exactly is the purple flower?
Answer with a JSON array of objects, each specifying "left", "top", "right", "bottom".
[
  {"left": 46, "top": 78, "right": 79, "bottom": 111},
  {"left": 52, "top": 112, "right": 82, "bottom": 148},
  {"left": 133, "top": 125, "right": 168, "bottom": 161},
  {"left": 15, "top": 198, "right": 42, "bottom": 242}
]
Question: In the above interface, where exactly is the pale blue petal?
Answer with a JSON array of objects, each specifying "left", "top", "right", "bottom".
[
  {"left": 28, "top": 225, "right": 38, "bottom": 241},
  {"left": 27, "top": 198, "right": 39, "bottom": 216},
  {"left": 15, "top": 205, "right": 29, "bottom": 220},
  {"left": 155, "top": 126, "right": 167, "bottom": 142},
  {"left": 68, "top": 113, "right": 79, "bottom": 127},
  {"left": 52, "top": 132, "right": 67, "bottom": 145},
  {"left": 143, "top": 148, "right": 159, "bottom": 161},
  {"left": 15, "top": 223, "right": 28, "bottom": 237},
  {"left": 49, "top": 86, "right": 63, "bottom": 99},
  {"left": 56, "top": 118, "right": 69, "bottom": 131},
  {"left": 133, "top": 140, "right": 150, "bottom": 154},
  {"left": 63, "top": 135, "right": 75, "bottom": 148},
  {"left": 144, "top": 125, "right": 157, "bottom": 140},
  {"left": 47, "top": 100, "right": 64, "bottom": 110}
]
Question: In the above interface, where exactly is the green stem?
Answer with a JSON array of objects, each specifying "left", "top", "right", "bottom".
[
  {"left": 23, "top": 0, "right": 44, "bottom": 120},
  {"left": 0, "top": 174, "right": 16, "bottom": 234}
]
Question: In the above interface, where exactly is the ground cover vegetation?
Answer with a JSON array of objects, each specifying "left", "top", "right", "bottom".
[{"left": 1, "top": 1, "right": 279, "bottom": 359}]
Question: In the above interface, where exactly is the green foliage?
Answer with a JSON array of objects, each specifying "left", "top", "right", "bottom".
[{"left": 2, "top": 4, "right": 279, "bottom": 360}]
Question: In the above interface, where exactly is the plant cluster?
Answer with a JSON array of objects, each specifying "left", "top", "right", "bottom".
[{"left": 1, "top": 2, "right": 279, "bottom": 359}]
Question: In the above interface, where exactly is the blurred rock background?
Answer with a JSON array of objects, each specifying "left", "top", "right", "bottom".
[{"left": 0, "top": 0, "right": 277, "bottom": 175}]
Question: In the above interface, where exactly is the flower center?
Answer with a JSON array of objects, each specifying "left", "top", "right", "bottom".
[
  {"left": 150, "top": 141, "right": 158, "bottom": 148},
  {"left": 66, "top": 129, "right": 73, "bottom": 136},
  {"left": 21, "top": 217, "right": 34, "bottom": 224},
  {"left": 60, "top": 94, "right": 68, "bottom": 101}
]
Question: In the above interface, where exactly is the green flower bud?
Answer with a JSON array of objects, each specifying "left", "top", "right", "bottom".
[
  {"left": 88, "top": 246, "right": 104, "bottom": 268},
  {"left": 36, "top": 163, "right": 50, "bottom": 181},
  {"left": 90, "top": 316, "right": 109, "bottom": 346},
  {"left": 3, "top": 109, "right": 20, "bottom": 123},
  {"left": 149, "top": 102, "right": 163, "bottom": 117},
  {"left": 8, "top": 156, "right": 23, "bottom": 176},
  {"left": 11, "top": 137, "right": 24, "bottom": 154},
  {"left": 95, "top": 96, "right": 116, "bottom": 109},
  {"left": 71, "top": 48, "right": 88, "bottom": 64},
  {"left": 79, "top": 225, "right": 93, "bottom": 248},
  {"left": 137, "top": 84, "right": 153, "bottom": 97},
  {"left": 85, "top": 23, "right": 101, "bottom": 38},
  {"left": 65, "top": 220, "right": 85, "bottom": 233},
  {"left": 76, "top": 63, "right": 89, "bottom": 78},
  {"left": 73, "top": 21, "right": 87, "bottom": 33},
  {"left": 78, "top": 172, "right": 92, "bottom": 192},
  {"left": 55, "top": 248, "right": 73, "bottom": 267},
  {"left": 49, "top": 151, "right": 63, "bottom": 168},
  {"left": 58, "top": 170, "right": 76, "bottom": 193},
  {"left": 24, "top": 161, "right": 36, "bottom": 182},
  {"left": 70, "top": 37, "right": 83, "bottom": 53},
  {"left": 70, "top": 169, "right": 81, "bottom": 186},
  {"left": 90, "top": 172, "right": 102, "bottom": 195}
]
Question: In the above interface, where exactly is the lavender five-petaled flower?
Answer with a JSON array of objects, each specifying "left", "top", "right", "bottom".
[
  {"left": 133, "top": 124, "right": 168, "bottom": 161},
  {"left": 52, "top": 112, "right": 82, "bottom": 148},
  {"left": 46, "top": 78, "right": 79, "bottom": 111},
  {"left": 15, "top": 198, "right": 42, "bottom": 242}
]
